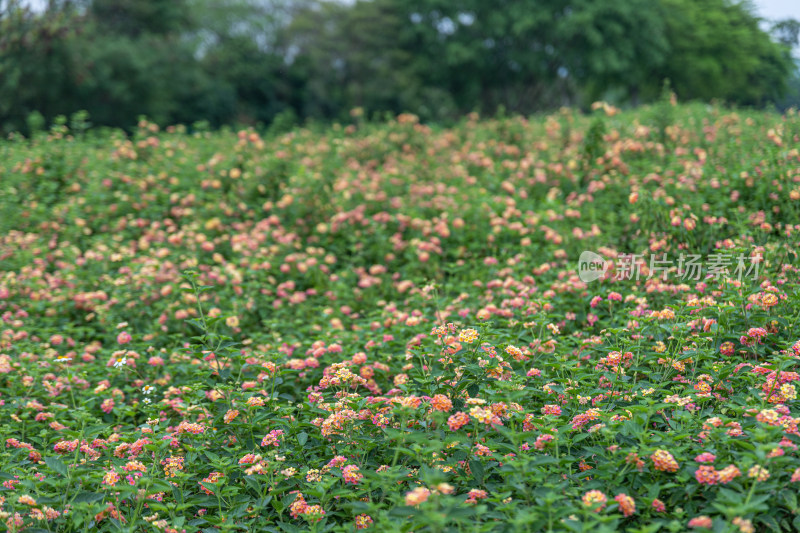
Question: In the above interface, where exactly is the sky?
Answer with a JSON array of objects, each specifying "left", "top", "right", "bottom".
[
  {"left": 18, "top": 0, "right": 800, "bottom": 21},
  {"left": 753, "top": 0, "right": 800, "bottom": 21},
  {"left": 16, "top": 0, "right": 800, "bottom": 32}
]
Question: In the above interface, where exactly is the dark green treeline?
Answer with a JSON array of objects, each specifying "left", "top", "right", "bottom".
[{"left": 1, "top": 0, "right": 798, "bottom": 133}]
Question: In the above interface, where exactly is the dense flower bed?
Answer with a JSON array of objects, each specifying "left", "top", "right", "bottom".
[{"left": 1, "top": 103, "right": 800, "bottom": 531}]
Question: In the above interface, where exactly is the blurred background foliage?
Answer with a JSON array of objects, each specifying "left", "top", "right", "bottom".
[{"left": 1, "top": 0, "right": 798, "bottom": 134}]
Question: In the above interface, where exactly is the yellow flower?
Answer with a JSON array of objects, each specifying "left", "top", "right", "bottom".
[{"left": 458, "top": 328, "right": 479, "bottom": 344}]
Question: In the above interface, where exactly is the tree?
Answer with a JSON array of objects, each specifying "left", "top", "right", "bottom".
[
  {"left": 2, "top": 0, "right": 795, "bottom": 134},
  {"left": 384, "top": 0, "right": 672, "bottom": 113},
  {"left": 88, "top": 0, "right": 193, "bottom": 37},
  {"left": 284, "top": 0, "right": 424, "bottom": 120},
  {"left": 652, "top": 0, "right": 793, "bottom": 106},
  {"left": 772, "top": 18, "right": 800, "bottom": 49},
  {"left": 555, "top": 0, "right": 669, "bottom": 105},
  {"left": 190, "top": 0, "right": 298, "bottom": 126},
  {"left": 390, "top": 0, "right": 566, "bottom": 114},
  {"left": 0, "top": 4, "right": 86, "bottom": 134}
]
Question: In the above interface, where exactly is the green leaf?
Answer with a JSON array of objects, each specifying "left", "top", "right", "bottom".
[
  {"left": 782, "top": 489, "right": 798, "bottom": 511},
  {"left": 45, "top": 457, "right": 68, "bottom": 477},
  {"left": 469, "top": 459, "right": 485, "bottom": 484},
  {"left": 297, "top": 431, "right": 308, "bottom": 446},
  {"left": 760, "top": 514, "right": 781, "bottom": 532},
  {"left": 72, "top": 492, "right": 105, "bottom": 504},
  {"left": 244, "top": 476, "right": 261, "bottom": 495}
]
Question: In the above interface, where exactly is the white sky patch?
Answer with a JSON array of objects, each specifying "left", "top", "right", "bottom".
[
  {"left": 753, "top": 0, "right": 800, "bottom": 21},
  {"left": 15, "top": 0, "right": 800, "bottom": 22}
]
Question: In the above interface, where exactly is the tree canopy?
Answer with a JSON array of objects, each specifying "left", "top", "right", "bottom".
[{"left": 0, "top": 0, "right": 796, "bottom": 133}]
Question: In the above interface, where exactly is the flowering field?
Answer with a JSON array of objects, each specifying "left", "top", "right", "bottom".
[{"left": 1, "top": 103, "right": 800, "bottom": 532}]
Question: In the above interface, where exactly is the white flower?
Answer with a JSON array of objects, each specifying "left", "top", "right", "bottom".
[
  {"left": 143, "top": 398, "right": 151, "bottom": 404},
  {"left": 142, "top": 385, "right": 155, "bottom": 395},
  {"left": 55, "top": 355, "right": 72, "bottom": 363},
  {"left": 113, "top": 356, "right": 127, "bottom": 368}
]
